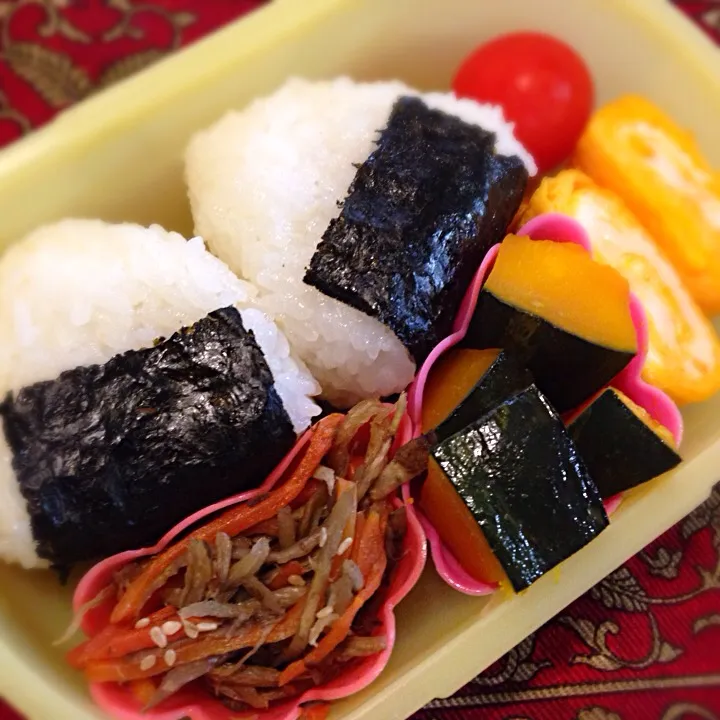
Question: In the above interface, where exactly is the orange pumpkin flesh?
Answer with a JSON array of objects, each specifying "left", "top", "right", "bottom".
[{"left": 419, "top": 348, "right": 508, "bottom": 586}]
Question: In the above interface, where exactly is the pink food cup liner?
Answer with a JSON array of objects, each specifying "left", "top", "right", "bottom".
[{"left": 72, "top": 412, "right": 427, "bottom": 720}]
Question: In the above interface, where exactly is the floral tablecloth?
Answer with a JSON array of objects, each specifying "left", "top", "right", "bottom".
[{"left": 0, "top": 2, "right": 719, "bottom": 719}]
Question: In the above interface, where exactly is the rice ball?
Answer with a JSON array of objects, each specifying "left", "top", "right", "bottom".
[
  {"left": 0, "top": 219, "right": 320, "bottom": 568},
  {"left": 185, "top": 77, "right": 535, "bottom": 407}
]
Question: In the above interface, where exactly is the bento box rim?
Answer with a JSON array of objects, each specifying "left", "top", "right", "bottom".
[
  {"left": 0, "top": 0, "right": 718, "bottom": 180},
  {"left": 0, "top": 0, "right": 719, "bottom": 719}
]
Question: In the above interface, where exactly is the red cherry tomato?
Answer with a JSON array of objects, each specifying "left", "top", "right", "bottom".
[{"left": 453, "top": 32, "right": 594, "bottom": 174}]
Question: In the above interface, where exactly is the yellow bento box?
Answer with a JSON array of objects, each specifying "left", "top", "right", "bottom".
[{"left": 0, "top": 0, "right": 719, "bottom": 718}]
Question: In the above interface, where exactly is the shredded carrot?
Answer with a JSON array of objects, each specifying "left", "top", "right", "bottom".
[
  {"left": 352, "top": 511, "right": 385, "bottom": 579},
  {"left": 245, "top": 517, "right": 279, "bottom": 536},
  {"left": 129, "top": 678, "right": 157, "bottom": 706},
  {"left": 291, "top": 479, "right": 325, "bottom": 510},
  {"left": 110, "top": 415, "right": 343, "bottom": 624},
  {"left": 68, "top": 606, "right": 177, "bottom": 668},
  {"left": 70, "top": 606, "right": 215, "bottom": 668},
  {"left": 279, "top": 513, "right": 388, "bottom": 686},
  {"left": 85, "top": 599, "right": 308, "bottom": 683},
  {"left": 350, "top": 512, "right": 366, "bottom": 567},
  {"left": 67, "top": 627, "right": 114, "bottom": 669},
  {"left": 267, "top": 561, "right": 306, "bottom": 591}
]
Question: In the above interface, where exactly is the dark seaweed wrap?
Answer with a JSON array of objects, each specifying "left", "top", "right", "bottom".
[
  {"left": 432, "top": 386, "right": 609, "bottom": 591},
  {"left": 0, "top": 307, "right": 295, "bottom": 567},
  {"left": 304, "top": 96, "right": 529, "bottom": 365}
]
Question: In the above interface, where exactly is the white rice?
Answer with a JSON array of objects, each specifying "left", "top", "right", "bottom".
[
  {"left": 239, "top": 307, "right": 321, "bottom": 433},
  {"left": 0, "top": 219, "right": 320, "bottom": 568},
  {"left": 0, "top": 442, "right": 37, "bottom": 569},
  {"left": 185, "top": 77, "right": 536, "bottom": 406}
]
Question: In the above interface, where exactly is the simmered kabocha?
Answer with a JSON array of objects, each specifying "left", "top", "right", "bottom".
[
  {"left": 421, "top": 348, "right": 533, "bottom": 443},
  {"left": 462, "top": 234, "right": 638, "bottom": 413},
  {"left": 426, "top": 385, "right": 608, "bottom": 591},
  {"left": 568, "top": 388, "right": 681, "bottom": 498},
  {"left": 419, "top": 348, "right": 533, "bottom": 585}
]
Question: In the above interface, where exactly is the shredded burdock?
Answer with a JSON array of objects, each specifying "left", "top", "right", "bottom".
[{"left": 68, "top": 395, "right": 428, "bottom": 713}]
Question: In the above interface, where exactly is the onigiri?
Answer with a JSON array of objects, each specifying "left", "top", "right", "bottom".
[
  {"left": 0, "top": 219, "right": 320, "bottom": 568},
  {"left": 185, "top": 77, "right": 536, "bottom": 407}
]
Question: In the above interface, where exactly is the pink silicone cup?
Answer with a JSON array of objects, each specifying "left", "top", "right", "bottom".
[
  {"left": 407, "top": 212, "right": 683, "bottom": 597},
  {"left": 72, "top": 413, "right": 427, "bottom": 720}
]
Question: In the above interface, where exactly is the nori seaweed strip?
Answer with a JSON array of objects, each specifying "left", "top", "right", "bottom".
[
  {"left": 431, "top": 386, "right": 608, "bottom": 591},
  {"left": 304, "top": 96, "right": 528, "bottom": 364},
  {"left": 0, "top": 307, "right": 295, "bottom": 567}
]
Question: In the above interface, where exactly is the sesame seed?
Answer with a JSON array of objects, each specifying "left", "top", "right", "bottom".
[
  {"left": 134, "top": 618, "right": 150, "bottom": 629},
  {"left": 182, "top": 620, "right": 199, "bottom": 639},
  {"left": 337, "top": 537, "right": 353, "bottom": 556},
  {"left": 139, "top": 655, "right": 157, "bottom": 671},
  {"left": 164, "top": 649, "right": 177, "bottom": 667},
  {"left": 318, "top": 527, "right": 328, "bottom": 548},
  {"left": 161, "top": 620, "right": 182, "bottom": 637},
  {"left": 149, "top": 626, "right": 168, "bottom": 648},
  {"left": 316, "top": 605, "right": 334, "bottom": 619},
  {"left": 287, "top": 574, "right": 305, "bottom": 587},
  {"left": 196, "top": 621, "right": 219, "bottom": 633}
]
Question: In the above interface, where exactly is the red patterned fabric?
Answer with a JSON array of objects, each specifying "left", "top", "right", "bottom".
[
  {"left": 413, "top": 484, "right": 720, "bottom": 720},
  {"left": 674, "top": 0, "right": 720, "bottom": 43},
  {"left": 0, "top": 0, "right": 263, "bottom": 145},
  {"left": 0, "top": 3, "right": 718, "bottom": 720}
]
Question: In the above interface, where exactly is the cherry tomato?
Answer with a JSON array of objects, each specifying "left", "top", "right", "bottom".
[{"left": 453, "top": 32, "right": 594, "bottom": 174}]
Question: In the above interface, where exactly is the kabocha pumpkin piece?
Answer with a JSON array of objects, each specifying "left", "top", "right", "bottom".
[
  {"left": 428, "top": 385, "right": 608, "bottom": 591},
  {"left": 573, "top": 95, "right": 720, "bottom": 313},
  {"left": 568, "top": 388, "right": 681, "bottom": 499},
  {"left": 461, "top": 234, "right": 637, "bottom": 413},
  {"left": 418, "top": 348, "right": 533, "bottom": 587},
  {"left": 420, "top": 458, "right": 506, "bottom": 587},
  {"left": 421, "top": 348, "right": 533, "bottom": 443},
  {"left": 518, "top": 170, "right": 720, "bottom": 405}
]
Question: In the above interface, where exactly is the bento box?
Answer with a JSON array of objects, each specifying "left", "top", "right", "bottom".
[{"left": 0, "top": 0, "right": 719, "bottom": 719}]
